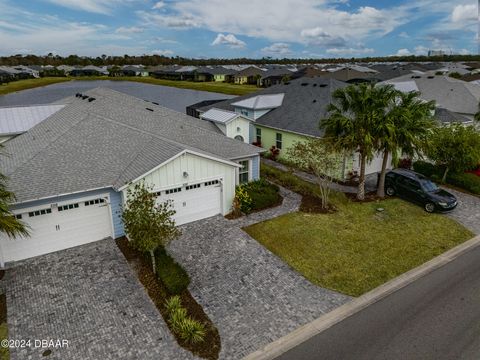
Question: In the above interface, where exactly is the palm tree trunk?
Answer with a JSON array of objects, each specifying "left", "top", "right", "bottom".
[
  {"left": 442, "top": 167, "right": 449, "bottom": 183},
  {"left": 376, "top": 150, "right": 390, "bottom": 198},
  {"left": 357, "top": 154, "right": 366, "bottom": 201}
]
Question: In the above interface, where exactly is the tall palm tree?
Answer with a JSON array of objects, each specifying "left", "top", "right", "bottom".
[
  {"left": 375, "top": 90, "right": 436, "bottom": 198},
  {"left": 0, "top": 148, "right": 29, "bottom": 238},
  {"left": 321, "top": 83, "right": 392, "bottom": 200}
]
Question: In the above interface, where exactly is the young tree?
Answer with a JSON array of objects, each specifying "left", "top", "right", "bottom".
[
  {"left": 426, "top": 123, "right": 480, "bottom": 182},
  {"left": 122, "top": 182, "right": 180, "bottom": 274},
  {"left": 375, "top": 90, "right": 436, "bottom": 197},
  {"left": 321, "top": 83, "right": 390, "bottom": 200},
  {"left": 287, "top": 139, "right": 343, "bottom": 209}
]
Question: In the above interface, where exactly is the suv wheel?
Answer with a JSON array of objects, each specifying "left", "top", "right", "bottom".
[
  {"left": 424, "top": 202, "right": 435, "bottom": 213},
  {"left": 386, "top": 186, "right": 395, "bottom": 196}
]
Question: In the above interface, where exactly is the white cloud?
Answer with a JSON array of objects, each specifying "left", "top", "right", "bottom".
[
  {"left": 395, "top": 48, "right": 412, "bottom": 56},
  {"left": 152, "top": 1, "right": 166, "bottom": 9},
  {"left": 153, "top": 37, "right": 179, "bottom": 44},
  {"left": 152, "top": 49, "right": 174, "bottom": 56},
  {"left": 414, "top": 45, "right": 429, "bottom": 55},
  {"left": 451, "top": 4, "right": 477, "bottom": 23},
  {"left": 140, "top": 0, "right": 406, "bottom": 44},
  {"left": 211, "top": 33, "right": 246, "bottom": 48},
  {"left": 45, "top": 0, "right": 140, "bottom": 14},
  {"left": 115, "top": 26, "right": 143, "bottom": 34},
  {"left": 399, "top": 31, "right": 409, "bottom": 38},
  {"left": 300, "top": 27, "right": 346, "bottom": 46},
  {"left": 326, "top": 47, "right": 374, "bottom": 56},
  {"left": 261, "top": 43, "right": 292, "bottom": 57}
]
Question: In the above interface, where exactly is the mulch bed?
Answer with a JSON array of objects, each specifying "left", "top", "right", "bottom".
[
  {"left": 300, "top": 194, "right": 336, "bottom": 214},
  {"left": 116, "top": 237, "right": 221, "bottom": 360},
  {"left": 345, "top": 191, "right": 383, "bottom": 203},
  {"left": 224, "top": 193, "right": 284, "bottom": 220}
]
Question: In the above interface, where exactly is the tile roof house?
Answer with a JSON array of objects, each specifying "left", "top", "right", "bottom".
[{"left": 0, "top": 88, "right": 262, "bottom": 266}]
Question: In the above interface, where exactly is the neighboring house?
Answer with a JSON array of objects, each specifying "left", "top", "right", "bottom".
[
  {"left": 0, "top": 88, "right": 262, "bottom": 266},
  {"left": 234, "top": 66, "right": 264, "bottom": 85},
  {"left": 151, "top": 66, "right": 197, "bottom": 81},
  {"left": 186, "top": 99, "right": 228, "bottom": 118},
  {"left": 56, "top": 65, "right": 76, "bottom": 75},
  {"left": 200, "top": 108, "right": 253, "bottom": 143},
  {"left": 199, "top": 77, "right": 390, "bottom": 180},
  {"left": 70, "top": 65, "right": 109, "bottom": 76},
  {"left": 0, "top": 105, "right": 65, "bottom": 143},
  {"left": 202, "top": 66, "right": 237, "bottom": 82},
  {"left": 321, "top": 65, "right": 378, "bottom": 83},
  {"left": 291, "top": 65, "right": 329, "bottom": 79},
  {"left": 0, "top": 69, "right": 12, "bottom": 83},
  {"left": 121, "top": 65, "right": 149, "bottom": 77},
  {"left": 383, "top": 74, "right": 480, "bottom": 121},
  {"left": 260, "top": 68, "right": 294, "bottom": 87},
  {"left": 0, "top": 66, "right": 32, "bottom": 80}
]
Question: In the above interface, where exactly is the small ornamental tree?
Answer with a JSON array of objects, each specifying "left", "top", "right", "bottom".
[
  {"left": 122, "top": 182, "right": 180, "bottom": 273},
  {"left": 287, "top": 139, "right": 343, "bottom": 209},
  {"left": 425, "top": 123, "right": 480, "bottom": 182}
]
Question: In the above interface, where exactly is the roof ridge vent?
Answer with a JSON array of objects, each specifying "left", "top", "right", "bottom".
[
  {"left": 88, "top": 97, "right": 96, "bottom": 102},
  {"left": 81, "top": 95, "right": 88, "bottom": 100}
]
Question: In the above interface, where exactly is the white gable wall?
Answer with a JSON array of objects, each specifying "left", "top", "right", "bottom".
[
  {"left": 225, "top": 116, "right": 251, "bottom": 143},
  {"left": 123, "top": 152, "right": 237, "bottom": 216}
]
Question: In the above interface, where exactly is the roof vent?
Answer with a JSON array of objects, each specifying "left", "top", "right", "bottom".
[
  {"left": 313, "top": 83, "right": 317, "bottom": 87},
  {"left": 301, "top": 82, "right": 309, "bottom": 86},
  {"left": 75, "top": 93, "right": 82, "bottom": 98},
  {"left": 146, "top": 108, "right": 154, "bottom": 112},
  {"left": 152, "top": 102, "right": 159, "bottom": 105},
  {"left": 427, "top": 76, "right": 434, "bottom": 79},
  {"left": 88, "top": 97, "right": 96, "bottom": 102},
  {"left": 319, "top": 84, "right": 327, "bottom": 88},
  {"left": 284, "top": 82, "right": 290, "bottom": 85},
  {"left": 81, "top": 95, "right": 88, "bottom": 100},
  {"left": 313, "top": 99, "right": 317, "bottom": 103}
]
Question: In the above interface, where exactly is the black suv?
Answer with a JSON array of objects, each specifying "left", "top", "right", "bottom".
[{"left": 385, "top": 169, "right": 457, "bottom": 213}]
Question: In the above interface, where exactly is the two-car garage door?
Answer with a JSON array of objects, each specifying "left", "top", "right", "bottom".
[
  {"left": 157, "top": 180, "right": 222, "bottom": 226},
  {"left": 0, "top": 195, "right": 112, "bottom": 264}
]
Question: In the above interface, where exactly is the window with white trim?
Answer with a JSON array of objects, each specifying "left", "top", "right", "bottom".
[
  {"left": 276, "top": 133, "right": 282, "bottom": 149},
  {"left": 29, "top": 208, "right": 52, "bottom": 217},
  {"left": 14, "top": 214, "right": 22, "bottom": 220},
  {"left": 238, "top": 160, "right": 249, "bottom": 184},
  {"left": 256, "top": 128, "right": 261, "bottom": 143}
]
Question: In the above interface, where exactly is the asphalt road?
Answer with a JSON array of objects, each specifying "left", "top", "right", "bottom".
[{"left": 276, "top": 244, "right": 480, "bottom": 360}]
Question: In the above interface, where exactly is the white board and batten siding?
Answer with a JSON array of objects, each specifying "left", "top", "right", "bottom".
[
  {"left": 123, "top": 152, "right": 237, "bottom": 225},
  {"left": 225, "top": 116, "right": 251, "bottom": 143}
]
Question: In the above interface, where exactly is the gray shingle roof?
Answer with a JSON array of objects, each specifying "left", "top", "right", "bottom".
[
  {"left": 434, "top": 108, "right": 474, "bottom": 124},
  {"left": 0, "top": 105, "right": 65, "bottom": 136},
  {"left": 201, "top": 77, "right": 348, "bottom": 137},
  {"left": 1, "top": 88, "right": 262, "bottom": 203}
]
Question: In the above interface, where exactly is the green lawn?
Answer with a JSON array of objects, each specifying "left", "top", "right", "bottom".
[
  {"left": 0, "top": 77, "right": 71, "bottom": 95},
  {"left": 245, "top": 174, "right": 473, "bottom": 297},
  {"left": 0, "top": 76, "right": 259, "bottom": 96}
]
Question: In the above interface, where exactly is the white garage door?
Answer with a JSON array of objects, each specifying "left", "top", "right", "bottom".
[
  {"left": 0, "top": 195, "right": 112, "bottom": 263},
  {"left": 157, "top": 180, "right": 222, "bottom": 225}
]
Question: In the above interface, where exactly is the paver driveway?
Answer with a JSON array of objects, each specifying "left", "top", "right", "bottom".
[
  {"left": 445, "top": 188, "right": 480, "bottom": 235},
  {"left": 4, "top": 239, "right": 194, "bottom": 360},
  {"left": 168, "top": 187, "right": 351, "bottom": 359}
]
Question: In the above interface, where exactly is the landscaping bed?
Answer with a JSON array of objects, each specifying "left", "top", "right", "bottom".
[
  {"left": 261, "top": 163, "right": 348, "bottom": 212},
  {"left": 413, "top": 161, "right": 480, "bottom": 196},
  {"left": 116, "top": 237, "right": 220, "bottom": 360}
]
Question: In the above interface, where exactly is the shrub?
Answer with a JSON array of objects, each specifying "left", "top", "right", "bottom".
[
  {"left": 269, "top": 146, "right": 280, "bottom": 161},
  {"left": 176, "top": 317, "right": 206, "bottom": 344},
  {"left": 448, "top": 172, "right": 480, "bottom": 195},
  {"left": 165, "top": 295, "right": 182, "bottom": 314},
  {"left": 412, "top": 161, "right": 441, "bottom": 178},
  {"left": 155, "top": 247, "right": 190, "bottom": 295},
  {"left": 233, "top": 185, "right": 253, "bottom": 214}
]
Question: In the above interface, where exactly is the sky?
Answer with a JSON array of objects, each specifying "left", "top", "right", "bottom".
[{"left": 0, "top": 0, "right": 478, "bottom": 59}]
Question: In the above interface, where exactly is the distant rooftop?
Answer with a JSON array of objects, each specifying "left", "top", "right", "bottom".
[
  {"left": 231, "top": 93, "right": 285, "bottom": 110},
  {"left": 200, "top": 108, "right": 241, "bottom": 124}
]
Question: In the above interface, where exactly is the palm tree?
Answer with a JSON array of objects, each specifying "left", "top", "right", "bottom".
[
  {"left": 321, "top": 83, "right": 391, "bottom": 200},
  {"left": 375, "top": 90, "right": 436, "bottom": 198},
  {"left": 0, "top": 148, "right": 29, "bottom": 238}
]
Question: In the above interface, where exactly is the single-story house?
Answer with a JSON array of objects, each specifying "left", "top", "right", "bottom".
[
  {"left": 233, "top": 66, "right": 265, "bottom": 85},
  {"left": 198, "top": 77, "right": 392, "bottom": 180},
  {"left": 260, "top": 68, "right": 294, "bottom": 87},
  {"left": 70, "top": 65, "right": 109, "bottom": 76},
  {"left": 0, "top": 105, "right": 65, "bottom": 143},
  {"left": 205, "top": 66, "right": 237, "bottom": 82},
  {"left": 121, "top": 65, "right": 149, "bottom": 77},
  {"left": 0, "top": 88, "right": 262, "bottom": 266}
]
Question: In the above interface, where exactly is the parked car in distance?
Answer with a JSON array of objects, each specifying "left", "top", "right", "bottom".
[{"left": 385, "top": 169, "right": 457, "bottom": 213}]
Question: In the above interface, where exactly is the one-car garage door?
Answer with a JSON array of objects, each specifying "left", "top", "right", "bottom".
[
  {"left": 0, "top": 194, "right": 113, "bottom": 263},
  {"left": 157, "top": 180, "right": 222, "bottom": 225}
]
